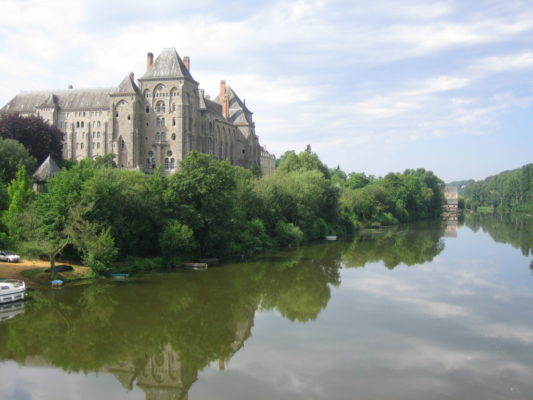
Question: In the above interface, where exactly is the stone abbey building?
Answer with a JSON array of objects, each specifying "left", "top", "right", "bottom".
[{"left": 2, "top": 48, "right": 276, "bottom": 174}]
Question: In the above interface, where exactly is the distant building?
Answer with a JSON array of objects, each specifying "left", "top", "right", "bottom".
[
  {"left": 2, "top": 48, "right": 275, "bottom": 175},
  {"left": 443, "top": 185, "right": 459, "bottom": 221}
]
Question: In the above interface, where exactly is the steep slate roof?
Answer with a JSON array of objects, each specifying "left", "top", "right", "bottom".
[
  {"left": 114, "top": 74, "right": 139, "bottom": 95},
  {"left": 215, "top": 86, "right": 254, "bottom": 125},
  {"left": 33, "top": 155, "right": 61, "bottom": 182},
  {"left": 36, "top": 94, "right": 58, "bottom": 109},
  {"left": 199, "top": 95, "right": 223, "bottom": 116},
  {"left": 139, "top": 48, "right": 196, "bottom": 81},
  {"left": 2, "top": 88, "right": 114, "bottom": 113}
]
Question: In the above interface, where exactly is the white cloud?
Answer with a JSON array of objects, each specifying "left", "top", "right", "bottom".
[{"left": 472, "top": 52, "right": 533, "bottom": 72}]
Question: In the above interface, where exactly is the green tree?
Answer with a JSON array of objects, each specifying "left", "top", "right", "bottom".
[
  {"left": 0, "top": 113, "right": 63, "bottom": 162},
  {"left": 0, "top": 137, "right": 36, "bottom": 183},
  {"left": 3, "top": 166, "right": 34, "bottom": 240}
]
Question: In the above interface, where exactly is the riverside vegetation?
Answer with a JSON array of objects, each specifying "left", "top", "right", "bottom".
[
  {"left": 0, "top": 115, "right": 445, "bottom": 276},
  {"left": 463, "top": 163, "right": 533, "bottom": 214}
]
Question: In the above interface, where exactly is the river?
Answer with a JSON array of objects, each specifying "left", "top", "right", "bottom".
[{"left": 1, "top": 215, "right": 533, "bottom": 400}]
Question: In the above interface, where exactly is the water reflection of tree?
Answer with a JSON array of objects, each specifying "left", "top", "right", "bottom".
[
  {"left": 465, "top": 214, "right": 533, "bottom": 257},
  {"left": 342, "top": 222, "right": 446, "bottom": 269},
  {"left": 0, "top": 241, "right": 344, "bottom": 399}
]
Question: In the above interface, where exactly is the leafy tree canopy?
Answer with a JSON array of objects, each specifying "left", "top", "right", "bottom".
[{"left": 0, "top": 113, "right": 63, "bottom": 162}]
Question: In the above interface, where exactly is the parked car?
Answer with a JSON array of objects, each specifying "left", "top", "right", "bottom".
[{"left": 0, "top": 252, "right": 20, "bottom": 263}]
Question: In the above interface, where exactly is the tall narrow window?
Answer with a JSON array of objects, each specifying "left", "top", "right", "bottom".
[
  {"left": 170, "top": 158, "right": 175, "bottom": 169},
  {"left": 164, "top": 158, "right": 170, "bottom": 170}
]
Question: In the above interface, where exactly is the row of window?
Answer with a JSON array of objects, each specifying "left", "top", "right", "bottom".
[
  {"left": 145, "top": 158, "right": 176, "bottom": 170},
  {"left": 76, "top": 142, "right": 101, "bottom": 149},
  {"left": 71, "top": 111, "right": 103, "bottom": 118},
  {"left": 77, "top": 132, "right": 102, "bottom": 139}
]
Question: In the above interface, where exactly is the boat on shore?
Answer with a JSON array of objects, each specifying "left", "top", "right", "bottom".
[{"left": 0, "top": 279, "right": 26, "bottom": 304}]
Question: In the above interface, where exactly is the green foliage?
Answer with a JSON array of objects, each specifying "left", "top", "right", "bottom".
[
  {"left": 3, "top": 166, "right": 34, "bottom": 240},
  {"left": 159, "top": 221, "right": 196, "bottom": 264},
  {"left": 0, "top": 137, "right": 36, "bottom": 183},
  {"left": 165, "top": 152, "right": 240, "bottom": 256},
  {"left": 340, "top": 169, "right": 443, "bottom": 226},
  {"left": 464, "top": 163, "right": 533, "bottom": 214},
  {"left": 274, "top": 221, "right": 304, "bottom": 246},
  {"left": 0, "top": 113, "right": 63, "bottom": 162}
]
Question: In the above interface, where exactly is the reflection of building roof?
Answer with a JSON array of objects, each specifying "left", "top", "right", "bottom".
[{"left": 33, "top": 155, "right": 61, "bottom": 182}]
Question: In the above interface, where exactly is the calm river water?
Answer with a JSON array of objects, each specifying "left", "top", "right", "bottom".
[{"left": 1, "top": 215, "right": 533, "bottom": 400}]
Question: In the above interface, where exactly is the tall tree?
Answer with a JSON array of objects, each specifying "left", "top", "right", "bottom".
[
  {"left": 0, "top": 138, "right": 36, "bottom": 183},
  {"left": 0, "top": 113, "right": 63, "bottom": 162}
]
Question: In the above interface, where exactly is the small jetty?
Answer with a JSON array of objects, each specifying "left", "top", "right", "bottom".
[
  {"left": 192, "top": 258, "right": 219, "bottom": 265},
  {"left": 182, "top": 262, "right": 208, "bottom": 271}
]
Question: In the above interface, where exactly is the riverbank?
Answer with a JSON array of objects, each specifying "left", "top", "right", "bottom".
[{"left": 0, "top": 259, "right": 90, "bottom": 287}]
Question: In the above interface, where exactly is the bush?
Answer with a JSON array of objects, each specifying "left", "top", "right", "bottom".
[
  {"left": 236, "top": 218, "right": 272, "bottom": 254},
  {"left": 274, "top": 221, "right": 304, "bottom": 247},
  {"left": 159, "top": 221, "right": 196, "bottom": 264}
]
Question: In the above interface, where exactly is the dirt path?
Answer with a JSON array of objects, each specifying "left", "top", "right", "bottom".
[{"left": 0, "top": 260, "right": 52, "bottom": 287}]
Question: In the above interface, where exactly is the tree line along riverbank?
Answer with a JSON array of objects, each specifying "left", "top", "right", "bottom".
[{"left": 0, "top": 146, "right": 445, "bottom": 276}]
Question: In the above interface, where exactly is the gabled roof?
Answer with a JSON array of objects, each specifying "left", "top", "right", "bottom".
[
  {"left": 139, "top": 48, "right": 196, "bottom": 82},
  {"left": 33, "top": 155, "right": 61, "bottom": 182},
  {"left": 2, "top": 88, "right": 113, "bottom": 113},
  {"left": 114, "top": 74, "right": 139, "bottom": 95},
  {"left": 215, "top": 86, "right": 254, "bottom": 125}
]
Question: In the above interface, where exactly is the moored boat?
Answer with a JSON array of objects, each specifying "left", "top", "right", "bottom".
[
  {"left": 325, "top": 235, "right": 337, "bottom": 241},
  {"left": 0, "top": 279, "right": 26, "bottom": 304}
]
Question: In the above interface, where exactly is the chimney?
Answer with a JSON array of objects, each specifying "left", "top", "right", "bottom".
[
  {"left": 147, "top": 52, "right": 154, "bottom": 69},
  {"left": 183, "top": 56, "right": 190, "bottom": 71},
  {"left": 129, "top": 72, "right": 134, "bottom": 81},
  {"left": 222, "top": 94, "right": 230, "bottom": 119},
  {"left": 220, "top": 80, "right": 226, "bottom": 97}
]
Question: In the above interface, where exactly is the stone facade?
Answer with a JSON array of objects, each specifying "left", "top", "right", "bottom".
[{"left": 1, "top": 48, "right": 275, "bottom": 174}]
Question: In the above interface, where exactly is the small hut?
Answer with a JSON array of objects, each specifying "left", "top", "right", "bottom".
[{"left": 33, "top": 155, "right": 61, "bottom": 193}]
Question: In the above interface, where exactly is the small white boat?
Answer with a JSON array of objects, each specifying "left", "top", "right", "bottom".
[
  {"left": 0, "top": 279, "right": 26, "bottom": 304},
  {"left": 325, "top": 235, "right": 337, "bottom": 241}
]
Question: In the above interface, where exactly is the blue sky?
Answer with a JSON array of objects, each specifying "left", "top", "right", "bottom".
[{"left": 0, "top": 0, "right": 531, "bottom": 182}]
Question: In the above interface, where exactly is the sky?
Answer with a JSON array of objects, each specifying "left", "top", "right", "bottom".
[{"left": 0, "top": 0, "right": 532, "bottom": 182}]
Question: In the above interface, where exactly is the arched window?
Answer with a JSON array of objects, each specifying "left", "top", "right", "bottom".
[
  {"left": 170, "top": 158, "right": 175, "bottom": 169},
  {"left": 97, "top": 121, "right": 101, "bottom": 127},
  {"left": 172, "top": 118, "right": 176, "bottom": 126},
  {"left": 155, "top": 101, "right": 165, "bottom": 113},
  {"left": 97, "top": 132, "right": 100, "bottom": 138},
  {"left": 164, "top": 158, "right": 170, "bottom": 170},
  {"left": 172, "top": 103, "right": 176, "bottom": 112},
  {"left": 81, "top": 143, "right": 84, "bottom": 149},
  {"left": 121, "top": 139, "right": 125, "bottom": 149},
  {"left": 160, "top": 132, "right": 166, "bottom": 141},
  {"left": 170, "top": 88, "right": 178, "bottom": 97},
  {"left": 143, "top": 89, "right": 151, "bottom": 98},
  {"left": 171, "top": 133, "right": 176, "bottom": 140},
  {"left": 155, "top": 132, "right": 161, "bottom": 141}
]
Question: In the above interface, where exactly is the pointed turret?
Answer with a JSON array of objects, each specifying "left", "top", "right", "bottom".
[{"left": 139, "top": 48, "right": 196, "bottom": 82}]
